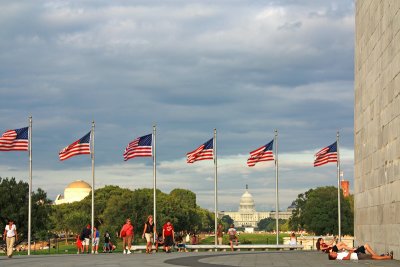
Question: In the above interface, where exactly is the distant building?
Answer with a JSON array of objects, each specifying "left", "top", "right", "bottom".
[
  {"left": 341, "top": 180, "right": 350, "bottom": 197},
  {"left": 54, "top": 180, "right": 91, "bottom": 205},
  {"left": 219, "top": 186, "right": 292, "bottom": 228}
]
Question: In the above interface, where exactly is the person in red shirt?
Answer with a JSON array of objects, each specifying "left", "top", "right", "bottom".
[
  {"left": 75, "top": 234, "right": 83, "bottom": 254},
  {"left": 162, "top": 220, "right": 175, "bottom": 253},
  {"left": 120, "top": 218, "right": 134, "bottom": 254}
]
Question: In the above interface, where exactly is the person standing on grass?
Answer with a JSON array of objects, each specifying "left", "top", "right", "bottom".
[
  {"left": 227, "top": 224, "right": 238, "bottom": 251},
  {"left": 120, "top": 218, "right": 134, "bottom": 254},
  {"left": 80, "top": 224, "right": 92, "bottom": 254},
  {"left": 162, "top": 220, "right": 174, "bottom": 253},
  {"left": 76, "top": 234, "right": 83, "bottom": 254},
  {"left": 142, "top": 215, "right": 155, "bottom": 254},
  {"left": 3, "top": 219, "right": 18, "bottom": 258},
  {"left": 92, "top": 226, "right": 100, "bottom": 254},
  {"left": 103, "top": 231, "right": 111, "bottom": 253},
  {"left": 217, "top": 224, "right": 224, "bottom": 245}
]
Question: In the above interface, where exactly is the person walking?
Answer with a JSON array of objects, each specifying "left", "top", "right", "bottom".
[
  {"left": 3, "top": 219, "right": 18, "bottom": 258},
  {"left": 120, "top": 218, "right": 134, "bottom": 254},
  {"left": 162, "top": 220, "right": 174, "bottom": 253},
  {"left": 92, "top": 226, "right": 100, "bottom": 254},
  {"left": 80, "top": 224, "right": 92, "bottom": 254},
  {"left": 227, "top": 224, "right": 238, "bottom": 251},
  {"left": 142, "top": 215, "right": 155, "bottom": 254}
]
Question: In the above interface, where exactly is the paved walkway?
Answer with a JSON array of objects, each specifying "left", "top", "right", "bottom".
[{"left": 0, "top": 251, "right": 399, "bottom": 267}]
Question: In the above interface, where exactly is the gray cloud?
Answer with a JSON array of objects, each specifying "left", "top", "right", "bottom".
[{"left": 0, "top": 0, "right": 354, "bottom": 210}]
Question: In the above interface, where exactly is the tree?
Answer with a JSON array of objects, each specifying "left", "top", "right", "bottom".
[
  {"left": 258, "top": 218, "right": 287, "bottom": 232},
  {"left": 0, "top": 177, "right": 52, "bottom": 240},
  {"left": 289, "top": 186, "right": 353, "bottom": 235},
  {"left": 220, "top": 215, "right": 233, "bottom": 230}
]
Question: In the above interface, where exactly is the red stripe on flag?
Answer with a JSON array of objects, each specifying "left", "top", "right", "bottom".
[
  {"left": 0, "top": 130, "right": 28, "bottom": 151},
  {"left": 187, "top": 145, "right": 213, "bottom": 163}
]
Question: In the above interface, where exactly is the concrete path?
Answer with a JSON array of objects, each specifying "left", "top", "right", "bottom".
[{"left": 1, "top": 251, "right": 399, "bottom": 267}]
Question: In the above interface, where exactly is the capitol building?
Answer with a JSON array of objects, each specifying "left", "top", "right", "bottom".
[
  {"left": 219, "top": 186, "right": 293, "bottom": 227},
  {"left": 54, "top": 180, "right": 91, "bottom": 205}
]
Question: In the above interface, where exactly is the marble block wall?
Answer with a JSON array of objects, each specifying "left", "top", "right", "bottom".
[{"left": 355, "top": 0, "right": 400, "bottom": 259}]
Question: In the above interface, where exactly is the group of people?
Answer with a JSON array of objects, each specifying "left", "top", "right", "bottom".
[
  {"left": 76, "top": 224, "right": 115, "bottom": 254},
  {"left": 74, "top": 216, "right": 197, "bottom": 255},
  {"left": 120, "top": 216, "right": 178, "bottom": 254},
  {"left": 316, "top": 237, "right": 393, "bottom": 261}
]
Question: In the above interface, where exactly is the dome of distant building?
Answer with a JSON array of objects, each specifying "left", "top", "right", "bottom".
[
  {"left": 219, "top": 184, "right": 292, "bottom": 228},
  {"left": 239, "top": 189, "right": 256, "bottom": 212},
  {"left": 54, "top": 180, "right": 91, "bottom": 205}
]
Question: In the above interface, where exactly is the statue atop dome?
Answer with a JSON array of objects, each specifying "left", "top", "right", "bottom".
[{"left": 239, "top": 185, "right": 256, "bottom": 213}]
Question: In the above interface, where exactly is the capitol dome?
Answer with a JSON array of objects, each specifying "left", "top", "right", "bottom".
[
  {"left": 54, "top": 180, "right": 91, "bottom": 205},
  {"left": 239, "top": 187, "right": 256, "bottom": 212}
]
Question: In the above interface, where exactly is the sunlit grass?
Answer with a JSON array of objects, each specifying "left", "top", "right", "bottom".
[{"left": 199, "top": 233, "right": 291, "bottom": 245}]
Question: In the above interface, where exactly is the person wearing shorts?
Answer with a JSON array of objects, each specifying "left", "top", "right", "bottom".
[
  {"left": 142, "top": 215, "right": 155, "bottom": 254},
  {"left": 80, "top": 224, "right": 91, "bottom": 254},
  {"left": 328, "top": 243, "right": 393, "bottom": 260},
  {"left": 162, "top": 220, "right": 174, "bottom": 253},
  {"left": 92, "top": 227, "right": 100, "bottom": 254},
  {"left": 120, "top": 218, "right": 134, "bottom": 254},
  {"left": 227, "top": 224, "right": 238, "bottom": 251},
  {"left": 103, "top": 231, "right": 111, "bottom": 252}
]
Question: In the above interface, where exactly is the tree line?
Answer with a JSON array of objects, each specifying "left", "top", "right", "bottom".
[
  {"left": 0, "top": 177, "right": 354, "bottom": 241},
  {"left": 0, "top": 177, "right": 216, "bottom": 242}
]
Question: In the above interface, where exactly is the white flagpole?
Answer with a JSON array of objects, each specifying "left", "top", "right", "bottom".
[
  {"left": 214, "top": 128, "right": 218, "bottom": 247},
  {"left": 153, "top": 125, "right": 157, "bottom": 241},
  {"left": 337, "top": 131, "right": 341, "bottom": 241},
  {"left": 28, "top": 116, "right": 32, "bottom": 255},
  {"left": 274, "top": 129, "right": 279, "bottom": 245},
  {"left": 91, "top": 121, "right": 95, "bottom": 248}
]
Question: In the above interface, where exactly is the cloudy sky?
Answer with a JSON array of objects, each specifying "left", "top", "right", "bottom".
[{"left": 0, "top": 0, "right": 355, "bottom": 211}]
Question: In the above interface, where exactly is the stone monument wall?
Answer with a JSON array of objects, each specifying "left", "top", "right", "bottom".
[{"left": 355, "top": 0, "right": 400, "bottom": 259}]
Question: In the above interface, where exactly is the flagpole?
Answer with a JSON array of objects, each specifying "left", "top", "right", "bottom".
[
  {"left": 274, "top": 129, "right": 279, "bottom": 245},
  {"left": 337, "top": 131, "right": 341, "bottom": 242},
  {"left": 28, "top": 116, "right": 32, "bottom": 256},
  {"left": 214, "top": 128, "right": 218, "bottom": 247},
  {"left": 153, "top": 125, "right": 157, "bottom": 241},
  {"left": 91, "top": 121, "right": 95, "bottom": 249}
]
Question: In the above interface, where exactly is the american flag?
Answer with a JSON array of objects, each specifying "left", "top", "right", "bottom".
[
  {"left": 59, "top": 132, "right": 91, "bottom": 161},
  {"left": 247, "top": 140, "right": 274, "bottom": 167},
  {"left": 187, "top": 138, "right": 213, "bottom": 163},
  {"left": 123, "top": 134, "right": 152, "bottom": 161},
  {"left": 0, "top": 127, "right": 29, "bottom": 151},
  {"left": 314, "top": 141, "right": 338, "bottom": 167}
]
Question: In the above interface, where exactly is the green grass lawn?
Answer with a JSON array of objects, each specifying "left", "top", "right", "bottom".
[
  {"left": 1, "top": 233, "right": 290, "bottom": 256},
  {"left": 1, "top": 236, "right": 154, "bottom": 257},
  {"left": 200, "top": 233, "right": 290, "bottom": 245}
]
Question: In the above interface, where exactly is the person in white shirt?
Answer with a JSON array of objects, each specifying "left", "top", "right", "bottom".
[
  {"left": 3, "top": 219, "right": 18, "bottom": 258},
  {"left": 227, "top": 224, "right": 238, "bottom": 251},
  {"left": 328, "top": 243, "right": 393, "bottom": 261}
]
